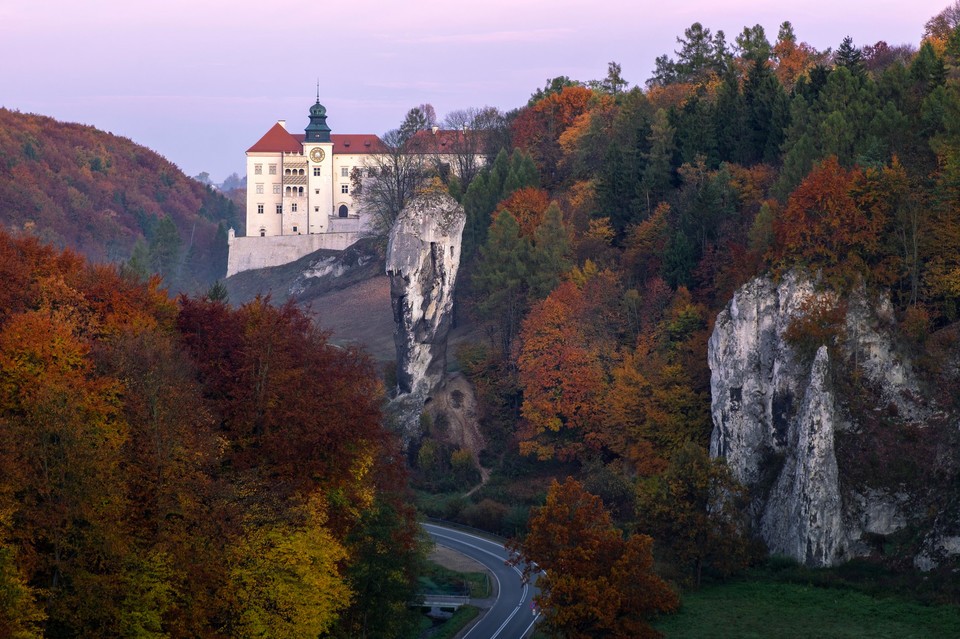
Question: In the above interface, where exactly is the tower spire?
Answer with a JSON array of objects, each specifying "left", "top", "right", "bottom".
[{"left": 306, "top": 91, "right": 331, "bottom": 143}]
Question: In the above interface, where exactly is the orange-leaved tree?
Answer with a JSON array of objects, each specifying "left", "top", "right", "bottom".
[
  {"left": 772, "top": 156, "right": 884, "bottom": 286},
  {"left": 516, "top": 267, "right": 623, "bottom": 461},
  {"left": 508, "top": 478, "right": 677, "bottom": 639},
  {"left": 512, "top": 86, "right": 598, "bottom": 188},
  {"left": 495, "top": 186, "right": 551, "bottom": 239}
]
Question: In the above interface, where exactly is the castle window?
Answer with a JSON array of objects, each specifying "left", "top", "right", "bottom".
[
  {"left": 292, "top": 203, "right": 298, "bottom": 212},
  {"left": 338, "top": 204, "right": 348, "bottom": 217},
  {"left": 273, "top": 184, "right": 281, "bottom": 194},
  {"left": 285, "top": 186, "right": 291, "bottom": 195},
  {"left": 255, "top": 164, "right": 262, "bottom": 175},
  {"left": 341, "top": 167, "right": 349, "bottom": 177},
  {"left": 269, "top": 164, "right": 277, "bottom": 174},
  {"left": 314, "top": 167, "right": 321, "bottom": 176},
  {"left": 257, "top": 204, "right": 264, "bottom": 214},
  {"left": 285, "top": 168, "right": 291, "bottom": 175},
  {"left": 299, "top": 169, "right": 304, "bottom": 176},
  {"left": 293, "top": 225, "right": 298, "bottom": 233},
  {"left": 298, "top": 187, "right": 304, "bottom": 195},
  {"left": 315, "top": 206, "right": 320, "bottom": 212},
  {"left": 260, "top": 228, "right": 265, "bottom": 237},
  {"left": 276, "top": 204, "right": 282, "bottom": 214},
  {"left": 315, "top": 189, "right": 319, "bottom": 195},
  {"left": 256, "top": 183, "right": 263, "bottom": 194},
  {"left": 341, "top": 184, "right": 349, "bottom": 194}
]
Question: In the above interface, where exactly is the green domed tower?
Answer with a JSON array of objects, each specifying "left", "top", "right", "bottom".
[{"left": 305, "top": 98, "right": 332, "bottom": 143}]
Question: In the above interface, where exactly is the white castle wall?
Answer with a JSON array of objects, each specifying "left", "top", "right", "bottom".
[{"left": 226, "top": 229, "right": 359, "bottom": 277}]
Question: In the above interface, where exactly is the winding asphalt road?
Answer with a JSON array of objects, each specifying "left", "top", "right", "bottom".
[{"left": 423, "top": 522, "right": 540, "bottom": 638}]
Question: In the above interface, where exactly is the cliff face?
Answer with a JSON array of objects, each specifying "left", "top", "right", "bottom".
[
  {"left": 709, "top": 274, "right": 816, "bottom": 486},
  {"left": 386, "top": 191, "right": 466, "bottom": 436},
  {"left": 710, "top": 272, "right": 955, "bottom": 568}
]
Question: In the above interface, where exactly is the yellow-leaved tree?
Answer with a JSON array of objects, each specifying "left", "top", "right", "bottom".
[{"left": 226, "top": 494, "right": 351, "bottom": 639}]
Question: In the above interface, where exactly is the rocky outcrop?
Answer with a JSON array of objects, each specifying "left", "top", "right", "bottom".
[
  {"left": 709, "top": 272, "right": 948, "bottom": 568},
  {"left": 709, "top": 273, "right": 817, "bottom": 486},
  {"left": 761, "top": 346, "right": 850, "bottom": 566},
  {"left": 424, "top": 372, "right": 485, "bottom": 457},
  {"left": 386, "top": 191, "right": 466, "bottom": 437}
]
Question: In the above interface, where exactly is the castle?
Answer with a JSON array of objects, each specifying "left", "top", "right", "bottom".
[{"left": 226, "top": 98, "right": 479, "bottom": 277}]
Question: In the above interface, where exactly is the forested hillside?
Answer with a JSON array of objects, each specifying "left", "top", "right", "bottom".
[
  {"left": 0, "top": 109, "right": 237, "bottom": 292},
  {"left": 0, "top": 232, "right": 422, "bottom": 638},
  {"left": 410, "top": 9, "right": 960, "bottom": 630}
]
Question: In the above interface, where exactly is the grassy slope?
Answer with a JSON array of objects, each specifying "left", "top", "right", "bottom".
[
  {"left": 224, "top": 238, "right": 484, "bottom": 363},
  {"left": 653, "top": 580, "right": 960, "bottom": 638},
  {"left": 224, "top": 240, "right": 397, "bottom": 360}
]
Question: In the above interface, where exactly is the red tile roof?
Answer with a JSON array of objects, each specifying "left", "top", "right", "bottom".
[
  {"left": 246, "top": 123, "right": 303, "bottom": 153},
  {"left": 248, "top": 124, "right": 385, "bottom": 155},
  {"left": 331, "top": 134, "right": 385, "bottom": 154},
  {"left": 406, "top": 129, "right": 476, "bottom": 154},
  {"left": 289, "top": 134, "right": 384, "bottom": 154}
]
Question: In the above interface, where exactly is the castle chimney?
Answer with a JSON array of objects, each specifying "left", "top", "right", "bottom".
[
  {"left": 278, "top": 119, "right": 287, "bottom": 130},
  {"left": 431, "top": 125, "right": 439, "bottom": 135}
]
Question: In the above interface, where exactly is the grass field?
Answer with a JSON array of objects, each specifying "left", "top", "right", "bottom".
[
  {"left": 653, "top": 580, "right": 960, "bottom": 638},
  {"left": 419, "top": 560, "right": 491, "bottom": 598}
]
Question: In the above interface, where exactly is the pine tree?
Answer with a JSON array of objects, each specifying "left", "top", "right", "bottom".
[
  {"left": 641, "top": 109, "right": 677, "bottom": 217},
  {"left": 836, "top": 36, "right": 865, "bottom": 79},
  {"left": 148, "top": 215, "right": 182, "bottom": 285},
  {"left": 530, "top": 202, "right": 572, "bottom": 299},
  {"left": 714, "top": 70, "right": 748, "bottom": 164},
  {"left": 473, "top": 211, "right": 532, "bottom": 356}
]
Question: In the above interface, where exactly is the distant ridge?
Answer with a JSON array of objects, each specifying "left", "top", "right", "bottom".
[{"left": 0, "top": 108, "right": 238, "bottom": 290}]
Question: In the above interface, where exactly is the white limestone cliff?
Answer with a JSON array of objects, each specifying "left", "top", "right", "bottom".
[
  {"left": 761, "top": 346, "right": 850, "bottom": 566},
  {"left": 709, "top": 273, "right": 950, "bottom": 568},
  {"left": 709, "top": 272, "right": 817, "bottom": 486},
  {"left": 385, "top": 191, "right": 466, "bottom": 436}
]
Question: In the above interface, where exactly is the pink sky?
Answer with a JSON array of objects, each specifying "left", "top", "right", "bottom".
[{"left": 0, "top": 0, "right": 949, "bottom": 182}]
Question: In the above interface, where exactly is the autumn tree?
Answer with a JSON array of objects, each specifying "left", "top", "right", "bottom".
[
  {"left": 351, "top": 127, "right": 430, "bottom": 238},
  {"left": 772, "top": 156, "right": 886, "bottom": 286},
  {"left": 512, "top": 86, "right": 596, "bottom": 188},
  {"left": 225, "top": 495, "right": 351, "bottom": 639},
  {"left": 509, "top": 478, "right": 677, "bottom": 638},
  {"left": 528, "top": 76, "right": 583, "bottom": 106},
  {"left": 497, "top": 187, "right": 550, "bottom": 238},
  {"left": 441, "top": 106, "right": 507, "bottom": 186},
  {"left": 0, "top": 227, "right": 424, "bottom": 638},
  {"left": 772, "top": 22, "right": 819, "bottom": 91},
  {"left": 0, "top": 540, "right": 44, "bottom": 637},
  {"left": 603, "top": 287, "right": 712, "bottom": 473},
  {"left": 637, "top": 442, "right": 751, "bottom": 587},
  {"left": 517, "top": 268, "right": 624, "bottom": 461}
]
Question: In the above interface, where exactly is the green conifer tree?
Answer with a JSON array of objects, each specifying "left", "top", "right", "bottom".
[
  {"left": 530, "top": 202, "right": 572, "bottom": 299},
  {"left": 473, "top": 210, "right": 532, "bottom": 356}
]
